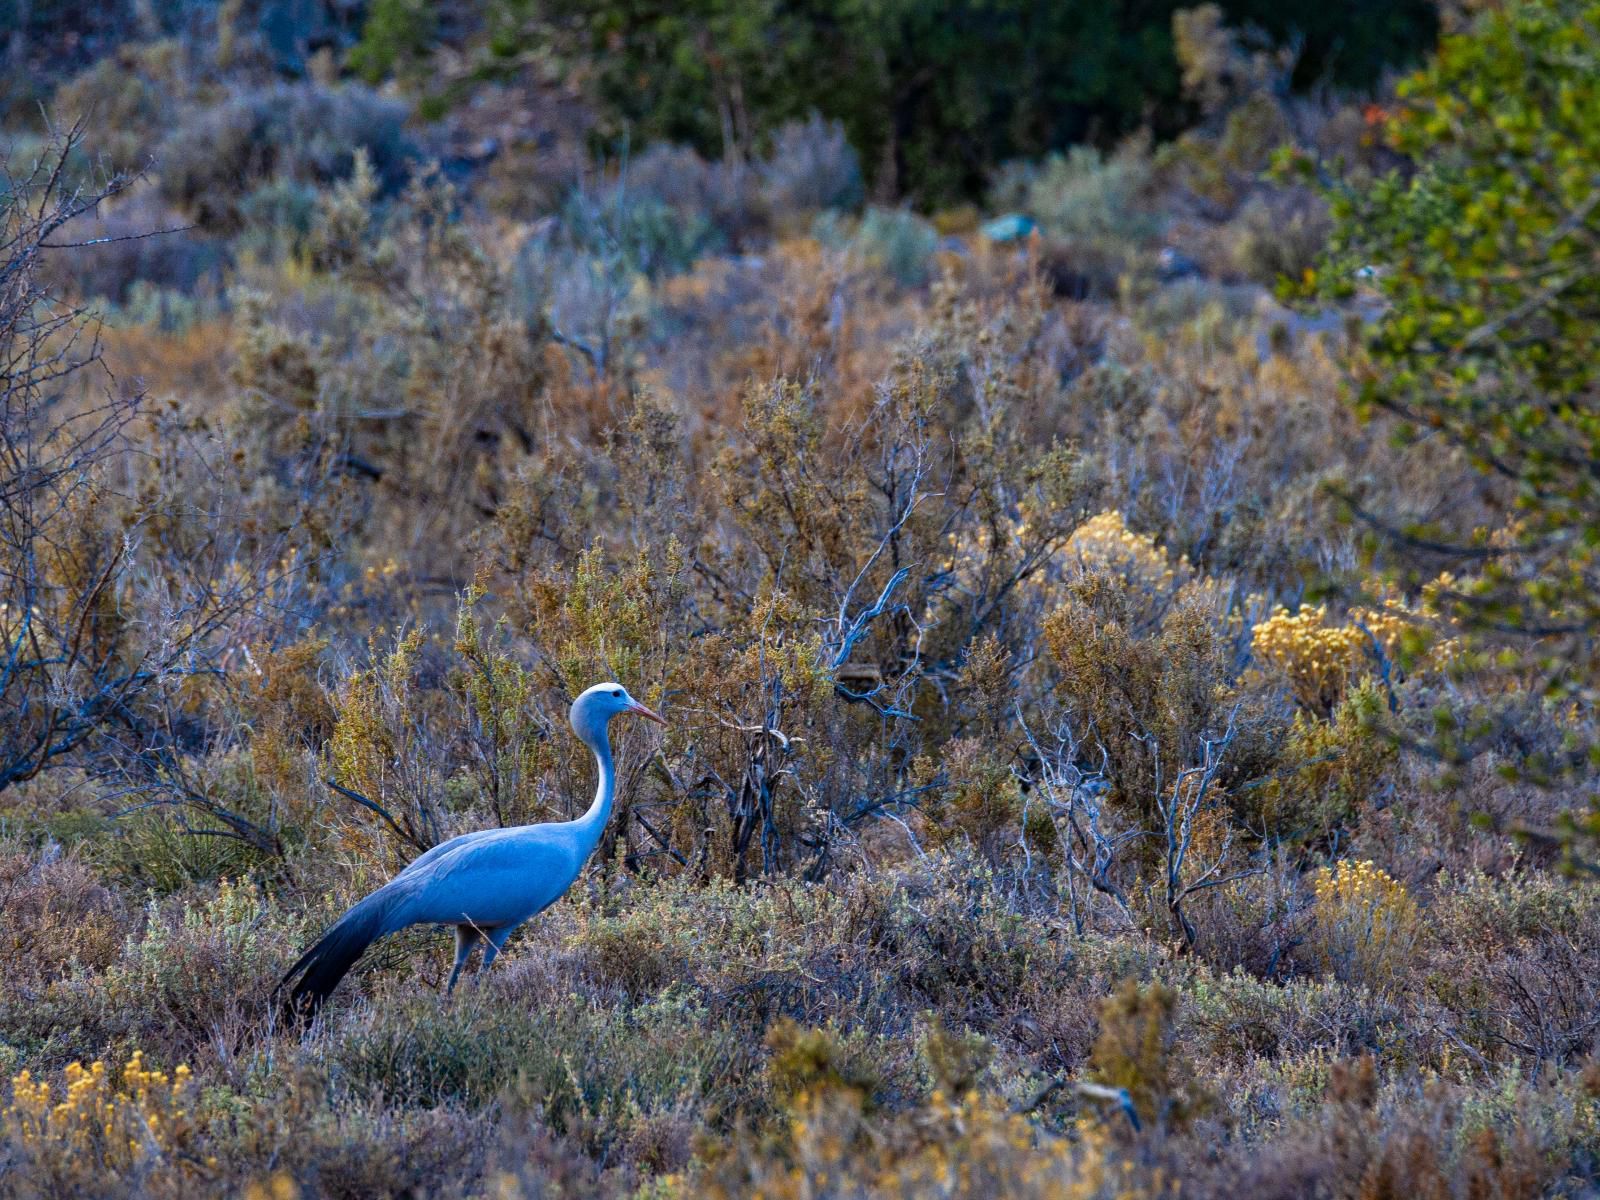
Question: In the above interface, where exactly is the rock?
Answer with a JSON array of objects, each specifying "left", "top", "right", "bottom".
[{"left": 979, "top": 213, "right": 1037, "bottom": 243}]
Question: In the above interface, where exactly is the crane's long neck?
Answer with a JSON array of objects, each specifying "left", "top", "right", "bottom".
[{"left": 570, "top": 730, "right": 616, "bottom": 859}]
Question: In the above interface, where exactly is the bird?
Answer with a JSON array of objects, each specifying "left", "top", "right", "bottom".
[{"left": 276, "top": 681, "right": 665, "bottom": 1019}]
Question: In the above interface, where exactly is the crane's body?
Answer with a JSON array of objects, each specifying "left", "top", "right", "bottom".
[{"left": 278, "top": 682, "right": 663, "bottom": 1017}]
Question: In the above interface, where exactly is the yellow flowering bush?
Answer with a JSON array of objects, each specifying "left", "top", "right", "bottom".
[
  {"left": 3, "top": 1051, "right": 206, "bottom": 1181},
  {"left": 242, "top": 1172, "right": 301, "bottom": 1200},
  {"left": 1308, "top": 859, "right": 1421, "bottom": 993},
  {"left": 1251, "top": 580, "right": 1460, "bottom": 713},
  {"left": 1251, "top": 604, "right": 1371, "bottom": 712},
  {"left": 1065, "top": 509, "right": 1185, "bottom": 594}
]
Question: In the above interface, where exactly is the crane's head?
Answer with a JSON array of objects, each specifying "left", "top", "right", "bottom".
[{"left": 570, "top": 681, "right": 666, "bottom": 747}]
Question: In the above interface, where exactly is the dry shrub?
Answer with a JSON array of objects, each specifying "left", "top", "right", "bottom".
[
  {"left": 924, "top": 736, "right": 1023, "bottom": 856},
  {"left": 100, "top": 879, "right": 306, "bottom": 1067},
  {"left": 1250, "top": 586, "right": 1456, "bottom": 717},
  {"left": 1209, "top": 1064, "right": 1589, "bottom": 1200},
  {"left": 1041, "top": 576, "right": 1262, "bottom": 821},
  {"left": 40, "top": 187, "right": 223, "bottom": 308},
  {"left": 241, "top": 634, "right": 335, "bottom": 803},
  {"left": 1425, "top": 872, "right": 1600, "bottom": 1068},
  {"left": 0, "top": 846, "right": 123, "bottom": 991},
  {"left": 157, "top": 83, "right": 414, "bottom": 232},
  {"left": 49, "top": 42, "right": 185, "bottom": 172},
  {"left": 699, "top": 1085, "right": 1147, "bottom": 1200},
  {"left": 326, "top": 625, "right": 457, "bottom": 867},
  {"left": 766, "top": 1019, "right": 882, "bottom": 1112},
  {"left": 1088, "top": 979, "right": 1206, "bottom": 1132},
  {"left": 759, "top": 115, "right": 865, "bottom": 220},
  {"left": 1182, "top": 968, "right": 1412, "bottom": 1070},
  {"left": 1305, "top": 859, "right": 1421, "bottom": 994},
  {"left": 1227, "top": 192, "right": 1330, "bottom": 286}
]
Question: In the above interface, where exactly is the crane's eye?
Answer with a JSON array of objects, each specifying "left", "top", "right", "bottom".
[{"left": 611, "top": 689, "right": 623, "bottom": 698}]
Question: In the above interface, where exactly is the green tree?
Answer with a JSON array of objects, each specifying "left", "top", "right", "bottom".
[
  {"left": 1300, "top": 0, "right": 1600, "bottom": 858},
  {"left": 484, "top": 0, "right": 1193, "bottom": 204},
  {"left": 486, "top": 0, "right": 812, "bottom": 162},
  {"left": 349, "top": 0, "right": 439, "bottom": 85}
]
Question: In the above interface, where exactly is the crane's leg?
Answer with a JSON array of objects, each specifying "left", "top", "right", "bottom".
[
  {"left": 478, "top": 926, "right": 515, "bottom": 975},
  {"left": 446, "top": 924, "right": 481, "bottom": 994}
]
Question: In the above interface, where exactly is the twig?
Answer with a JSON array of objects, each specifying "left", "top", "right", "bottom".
[{"left": 323, "top": 777, "right": 427, "bottom": 853}]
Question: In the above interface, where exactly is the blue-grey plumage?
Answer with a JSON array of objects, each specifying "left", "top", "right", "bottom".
[{"left": 277, "top": 681, "right": 665, "bottom": 1019}]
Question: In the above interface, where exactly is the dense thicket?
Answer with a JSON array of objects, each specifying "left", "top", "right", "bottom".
[{"left": 493, "top": 0, "right": 1436, "bottom": 202}]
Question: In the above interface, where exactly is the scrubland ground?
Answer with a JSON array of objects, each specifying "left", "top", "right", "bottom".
[{"left": 1, "top": 2, "right": 1598, "bottom": 1197}]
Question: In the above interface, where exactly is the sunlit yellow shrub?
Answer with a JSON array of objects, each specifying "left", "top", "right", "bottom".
[
  {"left": 1308, "top": 859, "right": 1421, "bottom": 993},
  {"left": 1252, "top": 582, "right": 1461, "bottom": 713},
  {"left": 1064, "top": 509, "right": 1185, "bottom": 593},
  {"left": 1251, "top": 603, "right": 1369, "bottom": 712},
  {"left": 242, "top": 1174, "right": 301, "bottom": 1200},
  {"left": 3, "top": 1051, "right": 207, "bottom": 1181}
]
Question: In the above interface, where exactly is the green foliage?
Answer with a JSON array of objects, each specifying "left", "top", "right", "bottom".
[
  {"left": 1013, "top": 143, "right": 1163, "bottom": 262},
  {"left": 1298, "top": 0, "right": 1600, "bottom": 866},
  {"left": 1254, "top": 681, "right": 1398, "bottom": 844},
  {"left": 105, "top": 807, "right": 262, "bottom": 894},
  {"left": 336, "top": 984, "right": 743, "bottom": 1154},
  {"left": 1305, "top": 0, "right": 1600, "bottom": 690},
  {"left": 349, "top": 0, "right": 438, "bottom": 85},
  {"left": 849, "top": 206, "right": 940, "bottom": 286},
  {"left": 101, "top": 878, "right": 307, "bottom": 1063},
  {"left": 561, "top": 170, "right": 724, "bottom": 279}
]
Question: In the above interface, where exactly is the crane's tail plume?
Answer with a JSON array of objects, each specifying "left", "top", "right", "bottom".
[{"left": 276, "top": 891, "right": 390, "bottom": 1023}]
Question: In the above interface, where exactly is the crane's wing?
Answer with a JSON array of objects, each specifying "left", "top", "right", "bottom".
[
  {"left": 395, "top": 826, "right": 500, "bottom": 877},
  {"left": 387, "top": 825, "right": 585, "bottom": 930}
]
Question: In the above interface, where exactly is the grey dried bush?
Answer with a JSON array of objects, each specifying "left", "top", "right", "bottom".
[{"left": 157, "top": 83, "right": 414, "bottom": 231}]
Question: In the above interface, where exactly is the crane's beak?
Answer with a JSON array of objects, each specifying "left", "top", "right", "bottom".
[{"left": 626, "top": 699, "right": 667, "bottom": 726}]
